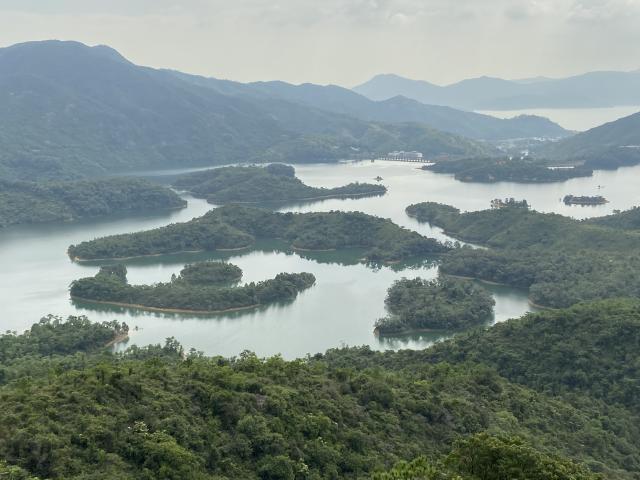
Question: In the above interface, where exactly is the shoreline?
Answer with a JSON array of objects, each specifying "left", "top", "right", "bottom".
[
  {"left": 70, "top": 245, "right": 253, "bottom": 262},
  {"left": 444, "top": 273, "right": 554, "bottom": 310},
  {"left": 1, "top": 203, "right": 188, "bottom": 230},
  {"left": 205, "top": 190, "right": 387, "bottom": 205},
  {"left": 374, "top": 326, "right": 453, "bottom": 337},
  {"left": 71, "top": 296, "right": 261, "bottom": 315},
  {"left": 444, "top": 273, "right": 512, "bottom": 287}
]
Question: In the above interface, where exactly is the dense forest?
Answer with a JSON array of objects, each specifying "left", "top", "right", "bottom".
[
  {"left": 375, "top": 277, "right": 495, "bottom": 334},
  {"left": 68, "top": 205, "right": 449, "bottom": 263},
  {"left": 373, "top": 434, "right": 599, "bottom": 479},
  {"left": 423, "top": 157, "right": 593, "bottom": 183},
  {"left": 173, "top": 164, "right": 386, "bottom": 204},
  {"left": 1, "top": 300, "right": 639, "bottom": 478},
  {"left": 406, "top": 202, "right": 640, "bottom": 307},
  {"left": 587, "top": 207, "right": 640, "bottom": 230},
  {"left": 70, "top": 263, "right": 315, "bottom": 313},
  {"left": 0, "top": 177, "right": 186, "bottom": 227}
]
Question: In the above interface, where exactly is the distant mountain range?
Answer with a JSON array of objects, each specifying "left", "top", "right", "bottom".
[
  {"left": 354, "top": 71, "right": 640, "bottom": 110},
  {"left": 179, "top": 75, "right": 569, "bottom": 141},
  {"left": 0, "top": 41, "right": 572, "bottom": 180},
  {"left": 0, "top": 41, "right": 496, "bottom": 181}
]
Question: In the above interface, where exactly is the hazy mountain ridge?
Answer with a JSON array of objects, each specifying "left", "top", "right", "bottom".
[
  {"left": 172, "top": 73, "right": 569, "bottom": 140},
  {"left": 355, "top": 71, "right": 640, "bottom": 110},
  {"left": 0, "top": 40, "right": 494, "bottom": 181}
]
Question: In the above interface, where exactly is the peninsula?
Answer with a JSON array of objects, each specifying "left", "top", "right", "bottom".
[
  {"left": 68, "top": 205, "right": 449, "bottom": 263},
  {"left": 173, "top": 164, "right": 386, "bottom": 204}
]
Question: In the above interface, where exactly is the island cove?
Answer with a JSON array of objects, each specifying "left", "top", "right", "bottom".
[{"left": 68, "top": 205, "right": 450, "bottom": 264}]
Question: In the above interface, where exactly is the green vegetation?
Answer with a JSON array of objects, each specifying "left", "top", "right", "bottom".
[
  {"left": 587, "top": 207, "right": 640, "bottom": 230},
  {"left": 424, "top": 157, "right": 593, "bottom": 183},
  {"left": 375, "top": 277, "right": 495, "bottom": 334},
  {"left": 406, "top": 202, "right": 640, "bottom": 308},
  {"left": 544, "top": 112, "right": 640, "bottom": 168},
  {"left": 1, "top": 300, "right": 640, "bottom": 478},
  {"left": 178, "top": 262, "right": 243, "bottom": 285},
  {"left": 173, "top": 164, "right": 386, "bottom": 204},
  {"left": 0, "top": 178, "right": 186, "bottom": 227},
  {"left": 0, "top": 41, "right": 492, "bottom": 181},
  {"left": 374, "top": 434, "right": 600, "bottom": 479},
  {"left": 68, "top": 205, "right": 449, "bottom": 263},
  {"left": 70, "top": 263, "right": 315, "bottom": 313},
  {"left": 490, "top": 198, "right": 529, "bottom": 209}
]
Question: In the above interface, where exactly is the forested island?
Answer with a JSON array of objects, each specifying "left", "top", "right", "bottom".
[
  {"left": 68, "top": 205, "right": 449, "bottom": 263},
  {"left": 0, "top": 299, "right": 638, "bottom": 478},
  {"left": 173, "top": 164, "right": 386, "bottom": 204},
  {"left": 563, "top": 195, "right": 608, "bottom": 206},
  {"left": 0, "top": 177, "right": 186, "bottom": 227},
  {"left": 375, "top": 277, "right": 495, "bottom": 334},
  {"left": 70, "top": 263, "right": 315, "bottom": 313},
  {"left": 406, "top": 202, "right": 640, "bottom": 308},
  {"left": 423, "top": 157, "right": 593, "bottom": 183}
]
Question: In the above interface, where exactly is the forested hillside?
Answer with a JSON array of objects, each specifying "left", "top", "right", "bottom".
[
  {"left": 1, "top": 300, "right": 639, "bottom": 478},
  {"left": 0, "top": 177, "right": 186, "bottom": 227},
  {"left": 544, "top": 112, "right": 640, "bottom": 168},
  {"left": 0, "top": 40, "right": 493, "bottom": 181},
  {"left": 406, "top": 202, "right": 640, "bottom": 307}
]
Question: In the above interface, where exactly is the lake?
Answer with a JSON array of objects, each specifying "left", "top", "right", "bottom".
[
  {"left": 477, "top": 105, "right": 640, "bottom": 131},
  {"left": 2, "top": 160, "right": 640, "bottom": 358}
]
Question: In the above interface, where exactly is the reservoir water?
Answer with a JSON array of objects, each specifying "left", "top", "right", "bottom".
[{"left": 2, "top": 161, "right": 640, "bottom": 358}]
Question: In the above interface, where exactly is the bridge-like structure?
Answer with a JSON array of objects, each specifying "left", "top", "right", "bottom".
[{"left": 374, "top": 155, "right": 431, "bottom": 163}]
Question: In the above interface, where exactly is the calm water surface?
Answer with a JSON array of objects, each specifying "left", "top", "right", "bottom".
[{"left": 2, "top": 161, "right": 639, "bottom": 357}]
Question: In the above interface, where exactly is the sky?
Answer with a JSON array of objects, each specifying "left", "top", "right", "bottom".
[{"left": 0, "top": 0, "right": 639, "bottom": 86}]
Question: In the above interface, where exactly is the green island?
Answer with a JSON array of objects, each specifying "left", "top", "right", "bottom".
[
  {"left": 68, "top": 205, "right": 449, "bottom": 263},
  {"left": 374, "top": 277, "right": 495, "bottom": 335},
  {"left": 423, "top": 156, "right": 593, "bottom": 183},
  {"left": 406, "top": 201, "right": 640, "bottom": 308},
  {"left": 1, "top": 299, "right": 639, "bottom": 478},
  {"left": 70, "top": 263, "right": 315, "bottom": 313},
  {"left": 0, "top": 177, "right": 186, "bottom": 227},
  {"left": 173, "top": 164, "right": 387, "bottom": 204},
  {"left": 563, "top": 195, "right": 608, "bottom": 206}
]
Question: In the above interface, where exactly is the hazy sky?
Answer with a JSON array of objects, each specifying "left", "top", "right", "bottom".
[{"left": 0, "top": 0, "right": 639, "bottom": 86}]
